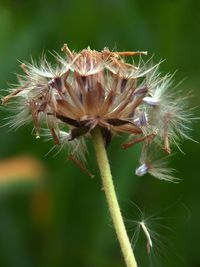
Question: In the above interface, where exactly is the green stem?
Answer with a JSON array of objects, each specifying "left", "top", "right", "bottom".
[{"left": 91, "top": 128, "right": 138, "bottom": 267}]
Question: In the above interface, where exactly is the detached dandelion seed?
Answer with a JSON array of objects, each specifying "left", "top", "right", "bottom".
[
  {"left": 125, "top": 201, "right": 182, "bottom": 266},
  {"left": 1, "top": 44, "right": 193, "bottom": 267},
  {"left": 139, "top": 221, "right": 153, "bottom": 254}
]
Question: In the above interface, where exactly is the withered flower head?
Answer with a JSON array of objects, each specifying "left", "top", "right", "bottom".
[{"left": 1, "top": 44, "right": 192, "bottom": 181}]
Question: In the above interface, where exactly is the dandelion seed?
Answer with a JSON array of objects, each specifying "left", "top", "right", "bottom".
[
  {"left": 143, "top": 96, "right": 159, "bottom": 106},
  {"left": 125, "top": 201, "right": 182, "bottom": 264},
  {"left": 133, "top": 111, "right": 148, "bottom": 127},
  {"left": 135, "top": 147, "right": 178, "bottom": 182},
  {"left": 135, "top": 163, "right": 149, "bottom": 176},
  {"left": 139, "top": 221, "right": 153, "bottom": 254}
]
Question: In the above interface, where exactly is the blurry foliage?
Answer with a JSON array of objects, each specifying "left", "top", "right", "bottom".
[{"left": 0, "top": 0, "right": 200, "bottom": 266}]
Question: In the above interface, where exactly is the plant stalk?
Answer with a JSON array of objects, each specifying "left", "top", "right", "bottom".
[{"left": 91, "top": 127, "right": 138, "bottom": 267}]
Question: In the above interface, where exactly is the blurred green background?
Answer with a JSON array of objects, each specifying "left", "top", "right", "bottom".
[{"left": 0, "top": 0, "right": 199, "bottom": 266}]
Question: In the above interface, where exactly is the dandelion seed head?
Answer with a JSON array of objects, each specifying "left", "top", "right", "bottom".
[{"left": 1, "top": 44, "right": 193, "bottom": 178}]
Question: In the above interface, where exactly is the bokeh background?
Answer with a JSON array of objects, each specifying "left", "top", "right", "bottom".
[{"left": 0, "top": 0, "right": 200, "bottom": 266}]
